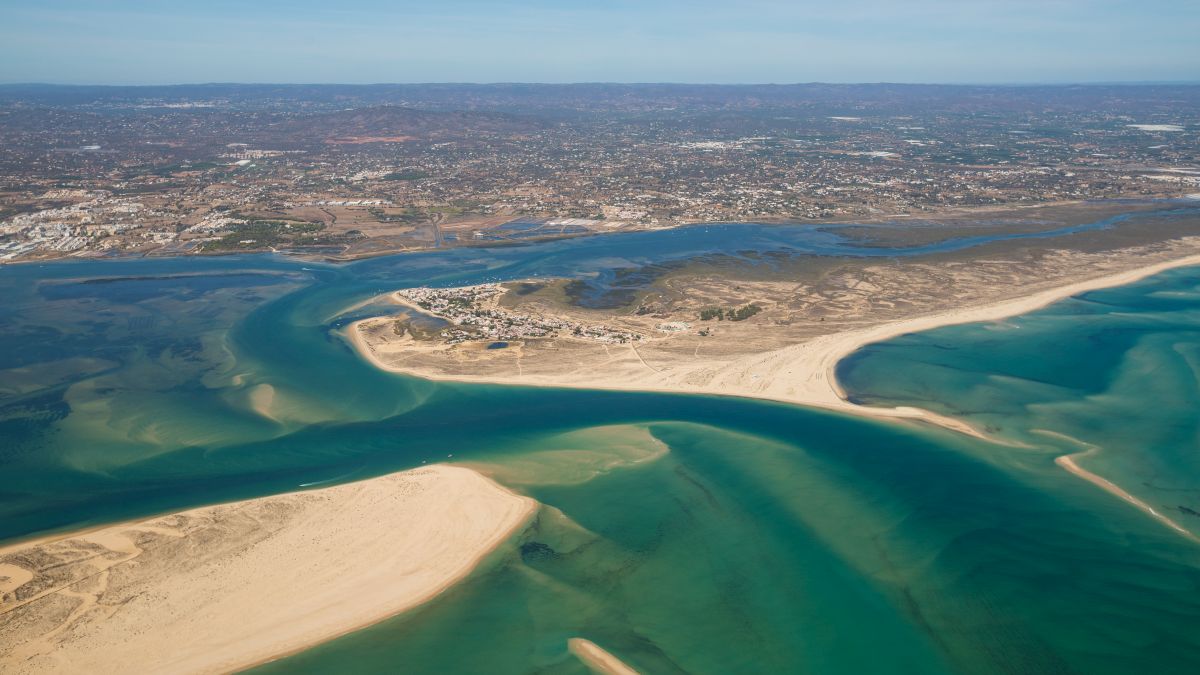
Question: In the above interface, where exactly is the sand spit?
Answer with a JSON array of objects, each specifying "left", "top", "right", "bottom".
[
  {"left": 0, "top": 465, "right": 536, "bottom": 674},
  {"left": 1056, "top": 454, "right": 1197, "bottom": 541},
  {"left": 1032, "top": 429, "right": 1197, "bottom": 540},
  {"left": 742, "top": 253, "right": 1200, "bottom": 425},
  {"left": 352, "top": 254, "right": 1200, "bottom": 540},
  {"left": 353, "top": 254, "right": 1200, "bottom": 435},
  {"left": 568, "top": 638, "right": 641, "bottom": 675}
]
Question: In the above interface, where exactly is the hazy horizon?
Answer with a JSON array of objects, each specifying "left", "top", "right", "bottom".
[
  {"left": 3, "top": 1, "right": 1198, "bottom": 86},
  {"left": 4, "top": 80, "right": 1200, "bottom": 88}
]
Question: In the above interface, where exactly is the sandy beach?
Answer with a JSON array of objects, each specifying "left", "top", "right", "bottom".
[
  {"left": 351, "top": 253, "right": 1200, "bottom": 433},
  {"left": 742, "top": 253, "right": 1200, "bottom": 423},
  {"left": 0, "top": 465, "right": 536, "bottom": 674},
  {"left": 349, "top": 252, "right": 1200, "bottom": 540}
]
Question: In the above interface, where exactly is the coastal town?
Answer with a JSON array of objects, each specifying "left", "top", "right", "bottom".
[
  {"left": 398, "top": 284, "right": 644, "bottom": 345},
  {"left": 2, "top": 83, "right": 1198, "bottom": 262}
]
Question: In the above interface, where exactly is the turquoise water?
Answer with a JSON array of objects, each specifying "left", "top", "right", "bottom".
[
  {"left": 3, "top": 209, "right": 1200, "bottom": 673},
  {"left": 840, "top": 265, "right": 1200, "bottom": 540}
]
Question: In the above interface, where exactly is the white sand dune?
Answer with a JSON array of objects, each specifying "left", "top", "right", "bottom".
[{"left": 0, "top": 465, "right": 536, "bottom": 674}]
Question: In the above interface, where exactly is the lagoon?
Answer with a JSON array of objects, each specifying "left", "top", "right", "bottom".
[{"left": 4, "top": 210, "right": 1200, "bottom": 672}]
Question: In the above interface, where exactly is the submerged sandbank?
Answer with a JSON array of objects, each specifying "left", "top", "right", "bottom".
[
  {"left": 569, "top": 638, "right": 641, "bottom": 675},
  {"left": 0, "top": 465, "right": 535, "bottom": 674}
]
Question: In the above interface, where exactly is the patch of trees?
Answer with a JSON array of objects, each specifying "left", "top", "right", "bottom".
[{"left": 699, "top": 304, "right": 761, "bottom": 321}]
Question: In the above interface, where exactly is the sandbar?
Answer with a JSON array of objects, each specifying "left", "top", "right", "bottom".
[
  {"left": 1055, "top": 453, "right": 1197, "bottom": 541},
  {"left": 350, "top": 252, "right": 1200, "bottom": 539},
  {"left": 351, "top": 253, "right": 1200, "bottom": 434},
  {"left": 568, "top": 637, "right": 641, "bottom": 675},
  {"left": 0, "top": 465, "right": 536, "bottom": 674}
]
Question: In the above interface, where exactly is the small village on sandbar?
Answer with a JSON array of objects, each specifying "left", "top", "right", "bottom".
[{"left": 397, "top": 284, "right": 645, "bottom": 345}]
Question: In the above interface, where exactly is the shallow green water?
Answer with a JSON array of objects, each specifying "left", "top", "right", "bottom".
[
  {"left": 3, "top": 213, "right": 1200, "bottom": 673},
  {"left": 840, "top": 266, "right": 1200, "bottom": 540}
]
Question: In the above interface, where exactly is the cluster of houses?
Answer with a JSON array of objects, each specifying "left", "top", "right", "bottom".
[{"left": 398, "top": 284, "right": 643, "bottom": 345}]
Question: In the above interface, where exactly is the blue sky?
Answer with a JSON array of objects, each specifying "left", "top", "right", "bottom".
[{"left": 1, "top": 0, "right": 1197, "bottom": 84}]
